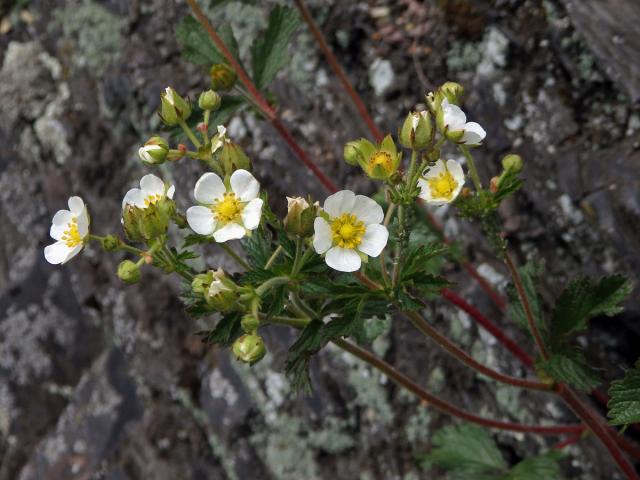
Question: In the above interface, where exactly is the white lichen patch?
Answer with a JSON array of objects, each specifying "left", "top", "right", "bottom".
[
  {"left": 369, "top": 58, "right": 394, "bottom": 96},
  {"left": 477, "top": 27, "right": 509, "bottom": 77},
  {"left": 207, "top": 369, "right": 239, "bottom": 408}
]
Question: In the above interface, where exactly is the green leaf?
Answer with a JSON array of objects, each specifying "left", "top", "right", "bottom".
[
  {"left": 608, "top": 359, "right": 640, "bottom": 428},
  {"left": 504, "top": 451, "right": 563, "bottom": 480},
  {"left": 175, "top": 15, "right": 239, "bottom": 66},
  {"left": 537, "top": 350, "right": 600, "bottom": 391},
  {"left": 507, "top": 262, "right": 544, "bottom": 334},
  {"left": 551, "top": 275, "right": 632, "bottom": 339},
  {"left": 284, "top": 319, "right": 323, "bottom": 393},
  {"left": 493, "top": 173, "right": 523, "bottom": 204},
  {"left": 199, "top": 312, "right": 242, "bottom": 347},
  {"left": 241, "top": 227, "right": 274, "bottom": 269},
  {"left": 250, "top": 5, "right": 300, "bottom": 90},
  {"left": 422, "top": 424, "right": 507, "bottom": 475}
]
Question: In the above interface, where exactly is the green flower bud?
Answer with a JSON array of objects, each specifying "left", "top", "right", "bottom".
[
  {"left": 284, "top": 196, "right": 317, "bottom": 238},
  {"left": 399, "top": 111, "right": 432, "bottom": 150},
  {"left": 159, "top": 87, "right": 191, "bottom": 126},
  {"left": 232, "top": 334, "right": 266, "bottom": 365},
  {"left": 192, "top": 271, "right": 214, "bottom": 295},
  {"left": 138, "top": 136, "right": 169, "bottom": 165},
  {"left": 241, "top": 314, "right": 260, "bottom": 333},
  {"left": 122, "top": 197, "right": 176, "bottom": 242},
  {"left": 205, "top": 268, "right": 238, "bottom": 312},
  {"left": 501, "top": 154, "right": 524, "bottom": 174},
  {"left": 100, "top": 235, "right": 120, "bottom": 252},
  {"left": 343, "top": 142, "right": 361, "bottom": 166},
  {"left": 440, "top": 81, "right": 464, "bottom": 104},
  {"left": 117, "top": 259, "right": 141, "bottom": 284},
  {"left": 210, "top": 63, "right": 237, "bottom": 91},
  {"left": 198, "top": 89, "right": 221, "bottom": 111}
]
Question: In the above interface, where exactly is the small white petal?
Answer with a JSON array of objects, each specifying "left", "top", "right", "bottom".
[
  {"left": 323, "top": 190, "right": 355, "bottom": 218},
  {"left": 325, "top": 246, "right": 362, "bottom": 272},
  {"left": 140, "top": 174, "right": 166, "bottom": 197},
  {"left": 44, "top": 241, "right": 72, "bottom": 265},
  {"left": 313, "top": 217, "right": 333, "bottom": 254},
  {"left": 213, "top": 223, "right": 246, "bottom": 243},
  {"left": 76, "top": 208, "right": 90, "bottom": 238},
  {"left": 167, "top": 185, "right": 175, "bottom": 199},
  {"left": 62, "top": 244, "right": 83, "bottom": 264},
  {"left": 423, "top": 159, "right": 446, "bottom": 179},
  {"left": 446, "top": 159, "right": 465, "bottom": 201},
  {"left": 349, "top": 195, "right": 384, "bottom": 224},
  {"left": 50, "top": 210, "right": 73, "bottom": 240},
  {"left": 230, "top": 169, "right": 260, "bottom": 202},
  {"left": 138, "top": 147, "right": 152, "bottom": 163},
  {"left": 461, "top": 122, "right": 486, "bottom": 145},
  {"left": 122, "top": 188, "right": 144, "bottom": 209},
  {"left": 442, "top": 99, "right": 467, "bottom": 130},
  {"left": 187, "top": 206, "right": 216, "bottom": 235},
  {"left": 67, "top": 196, "right": 85, "bottom": 215},
  {"left": 241, "top": 198, "right": 263, "bottom": 230},
  {"left": 358, "top": 224, "right": 389, "bottom": 257},
  {"left": 194, "top": 172, "right": 226, "bottom": 204},
  {"left": 417, "top": 178, "right": 433, "bottom": 203}
]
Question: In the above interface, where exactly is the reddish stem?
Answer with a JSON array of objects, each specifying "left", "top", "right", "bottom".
[
  {"left": 553, "top": 434, "right": 583, "bottom": 450},
  {"left": 293, "top": 0, "right": 384, "bottom": 142}
]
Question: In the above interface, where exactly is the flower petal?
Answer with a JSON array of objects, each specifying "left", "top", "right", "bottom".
[
  {"left": 417, "top": 178, "right": 433, "bottom": 203},
  {"left": 67, "top": 196, "right": 85, "bottom": 215},
  {"left": 323, "top": 190, "right": 355, "bottom": 218},
  {"left": 461, "top": 122, "right": 486, "bottom": 145},
  {"left": 44, "top": 241, "right": 72, "bottom": 265},
  {"left": 122, "top": 188, "right": 144, "bottom": 209},
  {"left": 423, "top": 159, "right": 446, "bottom": 179},
  {"left": 313, "top": 217, "right": 333, "bottom": 254},
  {"left": 230, "top": 169, "right": 260, "bottom": 202},
  {"left": 62, "top": 244, "right": 83, "bottom": 264},
  {"left": 213, "top": 223, "right": 246, "bottom": 243},
  {"left": 167, "top": 184, "right": 175, "bottom": 199},
  {"left": 325, "top": 246, "right": 362, "bottom": 272},
  {"left": 76, "top": 208, "right": 90, "bottom": 238},
  {"left": 50, "top": 210, "right": 73, "bottom": 240},
  {"left": 194, "top": 172, "right": 226, "bottom": 204},
  {"left": 358, "top": 224, "right": 389, "bottom": 257},
  {"left": 140, "top": 173, "right": 166, "bottom": 197},
  {"left": 241, "top": 198, "right": 263, "bottom": 230},
  {"left": 442, "top": 99, "right": 466, "bottom": 130},
  {"left": 446, "top": 159, "right": 465, "bottom": 201},
  {"left": 187, "top": 206, "right": 216, "bottom": 235},
  {"left": 349, "top": 195, "right": 384, "bottom": 224}
]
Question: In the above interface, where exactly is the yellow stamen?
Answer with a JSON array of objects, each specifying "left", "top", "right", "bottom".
[
  {"left": 369, "top": 151, "right": 393, "bottom": 173},
  {"left": 144, "top": 194, "right": 163, "bottom": 207},
  {"left": 61, "top": 218, "right": 82, "bottom": 248},
  {"left": 213, "top": 192, "right": 243, "bottom": 223},
  {"left": 428, "top": 170, "right": 458, "bottom": 201},
  {"left": 331, "top": 213, "right": 366, "bottom": 249}
]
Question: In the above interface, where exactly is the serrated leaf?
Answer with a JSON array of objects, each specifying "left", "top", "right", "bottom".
[
  {"left": 200, "top": 312, "right": 242, "bottom": 347},
  {"left": 493, "top": 173, "right": 523, "bottom": 204},
  {"left": 507, "top": 262, "right": 544, "bottom": 334},
  {"left": 608, "top": 359, "right": 640, "bottom": 428},
  {"left": 537, "top": 350, "right": 600, "bottom": 391},
  {"left": 551, "top": 275, "right": 632, "bottom": 339},
  {"left": 504, "top": 451, "right": 563, "bottom": 480},
  {"left": 251, "top": 5, "right": 300, "bottom": 90},
  {"left": 284, "top": 319, "right": 323, "bottom": 393},
  {"left": 424, "top": 424, "right": 507, "bottom": 475},
  {"left": 175, "top": 15, "right": 239, "bottom": 66},
  {"left": 241, "top": 228, "right": 274, "bottom": 269}
]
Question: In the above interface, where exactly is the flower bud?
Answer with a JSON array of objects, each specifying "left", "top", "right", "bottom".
[
  {"left": 399, "top": 111, "right": 432, "bottom": 150},
  {"left": 100, "top": 235, "right": 120, "bottom": 252},
  {"left": 191, "top": 271, "right": 213, "bottom": 295},
  {"left": 159, "top": 87, "right": 191, "bottom": 126},
  {"left": 284, "top": 196, "right": 317, "bottom": 237},
  {"left": 232, "top": 334, "right": 266, "bottom": 365},
  {"left": 138, "top": 136, "right": 169, "bottom": 165},
  {"left": 343, "top": 142, "right": 361, "bottom": 166},
  {"left": 241, "top": 314, "right": 260, "bottom": 333},
  {"left": 122, "top": 198, "right": 176, "bottom": 242},
  {"left": 198, "top": 89, "right": 221, "bottom": 111},
  {"left": 490, "top": 176, "right": 500, "bottom": 193},
  {"left": 501, "top": 154, "right": 524, "bottom": 174},
  {"left": 117, "top": 259, "right": 141, "bottom": 284},
  {"left": 194, "top": 268, "right": 238, "bottom": 312},
  {"left": 210, "top": 63, "right": 237, "bottom": 91},
  {"left": 440, "top": 81, "right": 464, "bottom": 104}
]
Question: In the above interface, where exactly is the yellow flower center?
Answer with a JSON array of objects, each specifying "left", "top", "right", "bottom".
[
  {"left": 213, "top": 192, "right": 243, "bottom": 222},
  {"left": 428, "top": 171, "right": 458, "bottom": 200},
  {"left": 144, "top": 194, "right": 163, "bottom": 207},
  {"left": 369, "top": 151, "right": 393, "bottom": 173},
  {"left": 61, "top": 218, "right": 82, "bottom": 248},
  {"left": 331, "top": 213, "right": 366, "bottom": 249}
]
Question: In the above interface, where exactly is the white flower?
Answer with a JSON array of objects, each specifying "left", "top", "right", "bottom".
[
  {"left": 44, "top": 196, "right": 89, "bottom": 264},
  {"left": 209, "top": 268, "right": 231, "bottom": 297},
  {"left": 186, "top": 169, "right": 263, "bottom": 243},
  {"left": 441, "top": 99, "right": 486, "bottom": 145},
  {"left": 417, "top": 159, "right": 465, "bottom": 205},
  {"left": 122, "top": 174, "right": 175, "bottom": 210},
  {"left": 211, "top": 125, "right": 230, "bottom": 154},
  {"left": 313, "top": 190, "right": 389, "bottom": 273}
]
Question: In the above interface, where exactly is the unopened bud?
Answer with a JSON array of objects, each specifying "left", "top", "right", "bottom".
[
  {"left": 501, "top": 154, "right": 524, "bottom": 174},
  {"left": 490, "top": 176, "right": 500, "bottom": 193},
  {"left": 219, "top": 142, "right": 251, "bottom": 175},
  {"left": 159, "top": 87, "right": 191, "bottom": 126},
  {"left": 241, "top": 314, "right": 260, "bottom": 333},
  {"left": 461, "top": 187, "right": 473, "bottom": 198},
  {"left": 399, "top": 111, "right": 431, "bottom": 149},
  {"left": 284, "top": 196, "right": 317, "bottom": 237},
  {"left": 343, "top": 142, "right": 361, "bottom": 166},
  {"left": 117, "top": 259, "right": 141, "bottom": 284},
  {"left": 101, "top": 235, "right": 120, "bottom": 252},
  {"left": 198, "top": 89, "right": 221, "bottom": 111},
  {"left": 440, "top": 81, "right": 464, "bottom": 104},
  {"left": 210, "top": 63, "right": 237, "bottom": 91},
  {"left": 232, "top": 334, "right": 266, "bottom": 365},
  {"left": 138, "top": 136, "right": 169, "bottom": 165}
]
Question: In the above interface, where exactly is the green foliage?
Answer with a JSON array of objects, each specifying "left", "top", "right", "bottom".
[
  {"left": 537, "top": 350, "right": 601, "bottom": 391},
  {"left": 608, "top": 359, "right": 640, "bottom": 428},
  {"left": 506, "top": 262, "right": 544, "bottom": 332},
  {"left": 242, "top": 227, "right": 274, "bottom": 269},
  {"left": 251, "top": 5, "right": 300, "bottom": 90},
  {"left": 493, "top": 173, "right": 523, "bottom": 204},
  {"left": 175, "top": 15, "right": 239, "bottom": 66},
  {"left": 418, "top": 424, "right": 563, "bottom": 479},
  {"left": 199, "top": 312, "right": 242, "bottom": 347},
  {"left": 396, "top": 243, "right": 450, "bottom": 309},
  {"left": 550, "top": 275, "right": 632, "bottom": 340}
]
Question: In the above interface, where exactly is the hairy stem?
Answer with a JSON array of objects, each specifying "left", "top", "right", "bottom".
[
  {"left": 178, "top": 118, "right": 202, "bottom": 149},
  {"left": 264, "top": 245, "right": 284, "bottom": 269},
  {"left": 459, "top": 145, "right": 482, "bottom": 191}
]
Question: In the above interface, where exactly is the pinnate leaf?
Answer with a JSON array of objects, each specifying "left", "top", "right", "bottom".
[{"left": 608, "top": 359, "right": 640, "bottom": 428}]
